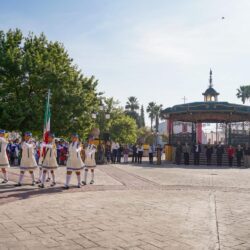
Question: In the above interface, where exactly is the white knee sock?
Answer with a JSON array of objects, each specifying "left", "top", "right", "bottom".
[
  {"left": 84, "top": 170, "right": 88, "bottom": 182},
  {"left": 51, "top": 172, "right": 55, "bottom": 183},
  {"left": 66, "top": 174, "right": 71, "bottom": 186},
  {"left": 19, "top": 172, "right": 24, "bottom": 184},
  {"left": 30, "top": 172, "right": 35, "bottom": 182},
  {"left": 3, "top": 172, "right": 8, "bottom": 181},
  {"left": 91, "top": 171, "right": 94, "bottom": 181},
  {"left": 76, "top": 174, "right": 81, "bottom": 185},
  {"left": 39, "top": 168, "right": 43, "bottom": 181},
  {"left": 41, "top": 172, "right": 47, "bottom": 184}
]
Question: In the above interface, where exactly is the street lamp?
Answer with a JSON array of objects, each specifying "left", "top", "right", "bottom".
[
  {"left": 91, "top": 100, "right": 110, "bottom": 164},
  {"left": 99, "top": 100, "right": 104, "bottom": 111}
]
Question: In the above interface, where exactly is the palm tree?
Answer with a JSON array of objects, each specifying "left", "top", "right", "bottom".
[
  {"left": 146, "top": 102, "right": 156, "bottom": 131},
  {"left": 125, "top": 96, "right": 139, "bottom": 112},
  {"left": 154, "top": 104, "right": 163, "bottom": 132},
  {"left": 236, "top": 86, "right": 250, "bottom": 131},
  {"left": 236, "top": 86, "right": 250, "bottom": 104}
]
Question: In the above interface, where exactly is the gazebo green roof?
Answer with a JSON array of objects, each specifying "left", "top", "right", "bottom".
[{"left": 162, "top": 101, "right": 250, "bottom": 123}]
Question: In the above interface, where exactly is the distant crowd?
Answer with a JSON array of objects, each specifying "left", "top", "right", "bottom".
[
  {"left": 175, "top": 141, "right": 250, "bottom": 167},
  {"left": 6, "top": 139, "right": 163, "bottom": 166}
]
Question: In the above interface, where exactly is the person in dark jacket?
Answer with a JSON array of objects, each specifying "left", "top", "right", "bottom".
[
  {"left": 216, "top": 142, "right": 224, "bottom": 166},
  {"left": 117, "top": 145, "right": 123, "bottom": 163},
  {"left": 175, "top": 141, "right": 182, "bottom": 165},
  {"left": 243, "top": 143, "right": 250, "bottom": 168},
  {"left": 148, "top": 145, "right": 154, "bottom": 164},
  {"left": 236, "top": 144, "right": 243, "bottom": 168},
  {"left": 132, "top": 144, "right": 138, "bottom": 163},
  {"left": 183, "top": 142, "right": 190, "bottom": 165},
  {"left": 137, "top": 145, "right": 144, "bottom": 164},
  {"left": 193, "top": 142, "right": 201, "bottom": 165},
  {"left": 205, "top": 142, "right": 213, "bottom": 165}
]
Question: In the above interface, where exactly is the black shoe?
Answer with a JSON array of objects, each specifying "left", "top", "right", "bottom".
[
  {"left": 50, "top": 182, "right": 56, "bottom": 187},
  {"left": 15, "top": 183, "right": 22, "bottom": 187},
  {"left": 38, "top": 184, "right": 44, "bottom": 188},
  {"left": 31, "top": 181, "right": 35, "bottom": 186},
  {"left": 1, "top": 179, "right": 8, "bottom": 184},
  {"left": 36, "top": 180, "right": 41, "bottom": 184},
  {"left": 90, "top": 180, "right": 94, "bottom": 185},
  {"left": 46, "top": 178, "right": 51, "bottom": 182},
  {"left": 63, "top": 185, "right": 69, "bottom": 189},
  {"left": 82, "top": 181, "right": 86, "bottom": 185},
  {"left": 77, "top": 184, "right": 81, "bottom": 188}
]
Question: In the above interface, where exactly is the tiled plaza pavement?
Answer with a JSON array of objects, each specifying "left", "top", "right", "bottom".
[{"left": 0, "top": 163, "right": 250, "bottom": 250}]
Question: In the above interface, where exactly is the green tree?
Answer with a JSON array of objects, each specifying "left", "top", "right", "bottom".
[
  {"left": 0, "top": 29, "right": 99, "bottom": 138},
  {"left": 139, "top": 105, "right": 145, "bottom": 127},
  {"left": 146, "top": 102, "right": 156, "bottom": 131},
  {"left": 109, "top": 115, "right": 137, "bottom": 144},
  {"left": 237, "top": 86, "right": 250, "bottom": 104}
]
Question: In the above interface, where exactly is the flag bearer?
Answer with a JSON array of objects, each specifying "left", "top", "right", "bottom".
[
  {"left": 64, "top": 133, "right": 84, "bottom": 189},
  {"left": 0, "top": 130, "right": 10, "bottom": 183},
  {"left": 82, "top": 136, "right": 97, "bottom": 185},
  {"left": 15, "top": 132, "right": 37, "bottom": 186},
  {"left": 39, "top": 133, "right": 58, "bottom": 188}
]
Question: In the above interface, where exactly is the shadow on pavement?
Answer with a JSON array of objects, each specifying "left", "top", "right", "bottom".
[{"left": 120, "top": 162, "right": 248, "bottom": 170}]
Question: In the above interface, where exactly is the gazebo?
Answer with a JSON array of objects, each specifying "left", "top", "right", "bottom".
[{"left": 162, "top": 70, "right": 250, "bottom": 146}]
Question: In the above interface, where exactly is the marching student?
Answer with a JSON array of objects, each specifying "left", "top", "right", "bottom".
[
  {"left": 64, "top": 133, "right": 84, "bottom": 189},
  {"left": 0, "top": 130, "right": 10, "bottom": 183},
  {"left": 82, "top": 136, "right": 97, "bottom": 185},
  {"left": 15, "top": 132, "right": 38, "bottom": 186},
  {"left": 38, "top": 133, "right": 58, "bottom": 188}
]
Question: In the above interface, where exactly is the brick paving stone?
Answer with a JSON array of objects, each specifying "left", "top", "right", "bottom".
[{"left": 1, "top": 163, "right": 250, "bottom": 249}]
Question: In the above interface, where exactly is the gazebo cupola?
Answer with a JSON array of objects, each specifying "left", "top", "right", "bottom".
[{"left": 202, "top": 69, "right": 220, "bottom": 102}]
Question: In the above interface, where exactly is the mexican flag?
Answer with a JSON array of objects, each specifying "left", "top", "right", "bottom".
[{"left": 43, "top": 89, "right": 51, "bottom": 143}]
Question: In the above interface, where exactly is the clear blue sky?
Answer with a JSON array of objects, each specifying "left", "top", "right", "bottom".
[{"left": 1, "top": 0, "right": 250, "bottom": 116}]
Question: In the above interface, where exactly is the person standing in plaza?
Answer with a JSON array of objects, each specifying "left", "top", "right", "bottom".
[
  {"left": 0, "top": 130, "right": 10, "bottom": 183},
  {"left": 132, "top": 144, "right": 138, "bottom": 163},
  {"left": 38, "top": 133, "right": 58, "bottom": 188},
  {"left": 227, "top": 145, "right": 235, "bottom": 167},
  {"left": 82, "top": 136, "right": 97, "bottom": 185},
  {"left": 156, "top": 144, "right": 162, "bottom": 165},
  {"left": 175, "top": 141, "right": 182, "bottom": 165},
  {"left": 137, "top": 144, "right": 144, "bottom": 164},
  {"left": 183, "top": 142, "right": 190, "bottom": 165},
  {"left": 193, "top": 142, "right": 201, "bottom": 165},
  {"left": 243, "top": 143, "right": 250, "bottom": 168},
  {"left": 15, "top": 132, "right": 37, "bottom": 186},
  {"left": 216, "top": 142, "right": 224, "bottom": 166},
  {"left": 123, "top": 145, "right": 129, "bottom": 164},
  {"left": 236, "top": 144, "right": 243, "bottom": 168},
  {"left": 111, "top": 141, "right": 118, "bottom": 163},
  {"left": 117, "top": 144, "right": 122, "bottom": 163},
  {"left": 105, "top": 141, "right": 111, "bottom": 164},
  {"left": 205, "top": 142, "right": 213, "bottom": 166},
  {"left": 64, "top": 133, "right": 85, "bottom": 189},
  {"left": 148, "top": 144, "right": 154, "bottom": 164}
]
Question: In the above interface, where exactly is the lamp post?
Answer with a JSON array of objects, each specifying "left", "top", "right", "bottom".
[
  {"left": 211, "top": 131, "right": 214, "bottom": 144},
  {"left": 151, "top": 131, "right": 160, "bottom": 147},
  {"left": 92, "top": 100, "right": 110, "bottom": 164}
]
